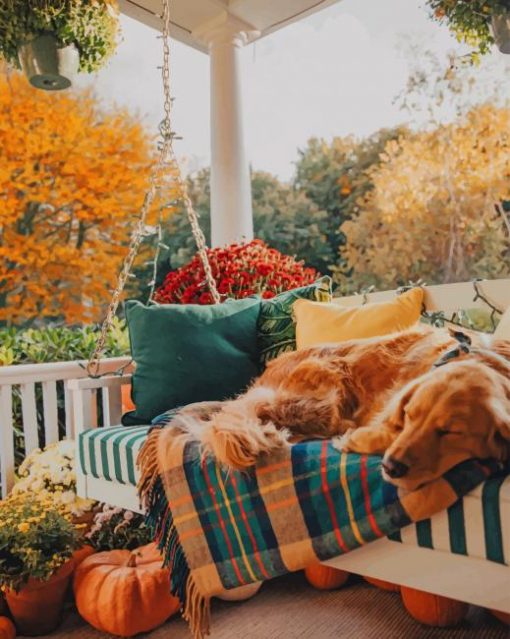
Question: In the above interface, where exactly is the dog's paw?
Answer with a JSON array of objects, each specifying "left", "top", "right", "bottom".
[{"left": 332, "top": 429, "right": 355, "bottom": 452}]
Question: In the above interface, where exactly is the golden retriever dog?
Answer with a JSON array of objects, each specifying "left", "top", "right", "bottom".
[{"left": 174, "top": 326, "right": 510, "bottom": 489}]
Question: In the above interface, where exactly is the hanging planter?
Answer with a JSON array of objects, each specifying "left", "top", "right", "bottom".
[
  {"left": 0, "top": 1, "right": 119, "bottom": 91},
  {"left": 427, "top": 0, "right": 510, "bottom": 61},
  {"left": 17, "top": 34, "right": 79, "bottom": 91},
  {"left": 491, "top": 11, "right": 510, "bottom": 53}
]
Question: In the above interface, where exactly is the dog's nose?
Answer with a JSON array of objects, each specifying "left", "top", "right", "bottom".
[{"left": 382, "top": 456, "right": 409, "bottom": 479}]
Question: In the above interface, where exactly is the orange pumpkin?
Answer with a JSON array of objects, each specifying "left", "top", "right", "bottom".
[
  {"left": 121, "top": 384, "right": 136, "bottom": 413},
  {"left": 72, "top": 544, "right": 96, "bottom": 568},
  {"left": 490, "top": 609, "right": 510, "bottom": 625},
  {"left": 304, "top": 564, "right": 349, "bottom": 590},
  {"left": 400, "top": 586, "right": 469, "bottom": 627},
  {"left": 74, "top": 543, "right": 180, "bottom": 637},
  {"left": 0, "top": 617, "right": 16, "bottom": 639},
  {"left": 364, "top": 576, "right": 400, "bottom": 592}
]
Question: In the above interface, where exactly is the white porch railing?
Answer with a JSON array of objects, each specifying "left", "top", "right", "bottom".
[{"left": 0, "top": 357, "right": 132, "bottom": 497}]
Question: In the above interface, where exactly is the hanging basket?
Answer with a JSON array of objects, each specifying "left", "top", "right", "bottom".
[
  {"left": 18, "top": 34, "right": 79, "bottom": 91},
  {"left": 491, "top": 13, "right": 510, "bottom": 54}
]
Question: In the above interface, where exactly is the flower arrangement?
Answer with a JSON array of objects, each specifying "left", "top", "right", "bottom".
[
  {"left": 427, "top": 0, "right": 510, "bottom": 59},
  {"left": 0, "top": 493, "right": 80, "bottom": 592},
  {"left": 86, "top": 504, "right": 152, "bottom": 551},
  {"left": 0, "top": 0, "right": 119, "bottom": 73},
  {"left": 12, "top": 440, "right": 96, "bottom": 517},
  {"left": 154, "top": 240, "right": 319, "bottom": 305}
]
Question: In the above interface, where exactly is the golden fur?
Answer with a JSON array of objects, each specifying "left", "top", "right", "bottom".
[{"left": 175, "top": 326, "right": 510, "bottom": 489}]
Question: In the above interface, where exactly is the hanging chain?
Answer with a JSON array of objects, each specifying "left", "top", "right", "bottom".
[{"left": 86, "top": 0, "right": 220, "bottom": 377}]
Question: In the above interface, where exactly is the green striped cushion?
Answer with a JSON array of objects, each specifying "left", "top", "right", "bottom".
[
  {"left": 389, "top": 474, "right": 510, "bottom": 566},
  {"left": 78, "top": 427, "right": 509, "bottom": 566},
  {"left": 78, "top": 425, "right": 151, "bottom": 486}
]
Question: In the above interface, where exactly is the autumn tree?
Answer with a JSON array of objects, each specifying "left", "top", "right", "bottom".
[
  {"left": 337, "top": 104, "right": 510, "bottom": 293},
  {"left": 293, "top": 128, "right": 405, "bottom": 271},
  {"left": 0, "top": 73, "right": 162, "bottom": 325}
]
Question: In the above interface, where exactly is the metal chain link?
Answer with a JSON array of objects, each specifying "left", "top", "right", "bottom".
[{"left": 86, "top": 0, "right": 220, "bottom": 377}]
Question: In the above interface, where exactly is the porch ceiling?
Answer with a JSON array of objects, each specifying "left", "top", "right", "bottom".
[{"left": 118, "top": 0, "right": 342, "bottom": 52}]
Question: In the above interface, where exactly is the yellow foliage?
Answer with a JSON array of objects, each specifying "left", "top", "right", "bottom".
[
  {"left": 0, "top": 73, "right": 176, "bottom": 324},
  {"left": 338, "top": 105, "right": 510, "bottom": 293}
]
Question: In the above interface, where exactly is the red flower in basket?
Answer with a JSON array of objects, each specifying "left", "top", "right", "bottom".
[{"left": 154, "top": 240, "right": 318, "bottom": 304}]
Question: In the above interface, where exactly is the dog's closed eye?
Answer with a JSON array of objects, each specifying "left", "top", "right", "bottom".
[{"left": 436, "top": 427, "right": 463, "bottom": 437}]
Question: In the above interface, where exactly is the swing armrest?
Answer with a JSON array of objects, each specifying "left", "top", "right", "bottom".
[{"left": 68, "top": 372, "right": 133, "bottom": 436}]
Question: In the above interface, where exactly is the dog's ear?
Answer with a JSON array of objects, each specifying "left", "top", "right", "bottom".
[
  {"left": 384, "top": 379, "right": 421, "bottom": 431},
  {"left": 492, "top": 339, "right": 510, "bottom": 363},
  {"left": 490, "top": 397, "right": 510, "bottom": 441}
]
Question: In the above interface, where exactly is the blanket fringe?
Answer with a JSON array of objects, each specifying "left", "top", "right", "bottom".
[
  {"left": 137, "top": 429, "right": 211, "bottom": 639},
  {"left": 137, "top": 427, "right": 162, "bottom": 511},
  {"left": 184, "top": 573, "right": 211, "bottom": 639}
]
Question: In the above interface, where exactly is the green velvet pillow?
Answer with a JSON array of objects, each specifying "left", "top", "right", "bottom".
[
  {"left": 124, "top": 298, "right": 261, "bottom": 424},
  {"left": 257, "top": 276, "right": 332, "bottom": 366}
]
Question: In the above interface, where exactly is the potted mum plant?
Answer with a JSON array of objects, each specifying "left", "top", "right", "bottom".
[
  {"left": 12, "top": 440, "right": 96, "bottom": 524},
  {"left": 0, "top": 0, "right": 119, "bottom": 91},
  {"left": 154, "top": 239, "right": 319, "bottom": 304},
  {"left": 428, "top": 0, "right": 510, "bottom": 58},
  {"left": 86, "top": 504, "right": 152, "bottom": 551},
  {"left": 0, "top": 494, "right": 81, "bottom": 635}
]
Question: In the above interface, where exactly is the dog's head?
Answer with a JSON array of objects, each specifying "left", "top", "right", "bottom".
[{"left": 381, "top": 360, "right": 510, "bottom": 490}]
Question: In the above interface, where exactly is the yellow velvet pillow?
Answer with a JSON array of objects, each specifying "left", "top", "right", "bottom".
[
  {"left": 294, "top": 287, "right": 424, "bottom": 349},
  {"left": 494, "top": 306, "right": 510, "bottom": 339}
]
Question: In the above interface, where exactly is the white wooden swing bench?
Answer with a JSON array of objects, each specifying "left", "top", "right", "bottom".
[{"left": 65, "top": 278, "right": 510, "bottom": 617}]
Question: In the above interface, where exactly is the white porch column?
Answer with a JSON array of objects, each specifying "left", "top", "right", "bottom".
[{"left": 194, "top": 16, "right": 258, "bottom": 247}]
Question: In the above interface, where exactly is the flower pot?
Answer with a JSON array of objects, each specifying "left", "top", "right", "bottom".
[
  {"left": 17, "top": 34, "right": 79, "bottom": 91},
  {"left": 72, "top": 545, "right": 96, "bottom": 569},
  {"left": 491, "top": 13, "right": 510, "bottom": 54},
  {"left": 5, "top": 560, "right": 74, "bottom": 635},
  {"left": 0, "top": 593, "right": 7, "bottom": 616}
]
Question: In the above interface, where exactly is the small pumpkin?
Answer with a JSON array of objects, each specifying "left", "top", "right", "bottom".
[
  {"left": 364, "top": 576, "right": 400, "bottom": 592},
  {"left": 74, "top": 543, "right": 180, "bottom": 637},
  {"left": 216, "top": 582, "right": 262, "bottom": 601},
  {"left": 304, "top": 564, "right": 349, "bottom": 590},
  {"left": 490, "top": 609, "right": 510, "bottom": 625},
  {"left": 401, "top": 586, "right": 469, "bottom": 627},
  {"left": 121, "top": 384, "right": 136, "bottom": 413},
  {"left": 0, "top": 617, "right": 16, "bottom": 639}
]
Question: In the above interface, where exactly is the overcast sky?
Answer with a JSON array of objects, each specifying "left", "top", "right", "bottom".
[{"left": 77, "top": 0, "right": 510, "bottom": 180}]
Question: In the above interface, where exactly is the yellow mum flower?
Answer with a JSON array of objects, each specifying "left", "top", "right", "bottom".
[{"left": 17, "top": 522, "right": 30, "bottom": 533}]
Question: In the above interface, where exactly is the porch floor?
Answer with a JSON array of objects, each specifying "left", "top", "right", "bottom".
[{"left": 23, "top": 572, "right": 508, "bottom": 639}]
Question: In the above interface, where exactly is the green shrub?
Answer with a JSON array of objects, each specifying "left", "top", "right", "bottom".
[{"left": 0, "top": 318, "right": 129, "bottom": 366}]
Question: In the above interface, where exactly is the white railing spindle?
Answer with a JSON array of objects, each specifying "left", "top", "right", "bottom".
[
  {"left": 0, "top": 384, "right": 15, "bottom": 496},
  {"left": 63, "top": 380, "right": 74, "bottom": 439},
  {"left": 42, "top": 380, "right": 59, "bottom": 445},
  {"left": 20, "top": 382, "right": 39, "bottom": 454}
]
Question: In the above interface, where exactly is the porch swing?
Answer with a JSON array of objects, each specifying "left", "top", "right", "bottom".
[{"left": 70, "top": 0, "right": 510, "bottom": 634}]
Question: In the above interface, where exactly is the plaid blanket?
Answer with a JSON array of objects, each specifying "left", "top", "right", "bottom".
[{"left": 138, "top": 424, "right": 501, "bottom": 639}]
